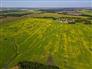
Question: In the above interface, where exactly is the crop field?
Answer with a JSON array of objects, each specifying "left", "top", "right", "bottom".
[{"left": 0, "top": 17, "right": 92, "bottom": 69}]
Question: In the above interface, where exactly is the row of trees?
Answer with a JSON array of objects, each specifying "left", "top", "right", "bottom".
[{"left": 18, "top": 61, "right": 59, "bottom": 69}]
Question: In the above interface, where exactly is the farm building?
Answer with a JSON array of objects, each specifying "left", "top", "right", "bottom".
[{"left": 57, "top": 18, "right": 75, "bottom": 24}]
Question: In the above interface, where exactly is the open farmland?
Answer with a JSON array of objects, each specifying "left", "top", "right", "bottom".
[{"left": 0, "top": 16, "right": 92, "bottom": 69}]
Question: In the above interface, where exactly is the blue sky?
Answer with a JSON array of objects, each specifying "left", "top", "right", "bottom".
[{"left": 1, "top": 0, "right": 92, "bottom": 8}]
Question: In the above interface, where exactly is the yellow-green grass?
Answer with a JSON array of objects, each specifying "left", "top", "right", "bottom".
[{"left": 0, "top": 18, "right": 92, "bottom": 69}]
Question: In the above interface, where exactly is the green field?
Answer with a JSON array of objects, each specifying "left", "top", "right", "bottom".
[
  {"left": 79, "top": 10, "right": 92, "bottom": 16},
  {"left": 0, "top": 17, "right": 92, "bottom": 69}
]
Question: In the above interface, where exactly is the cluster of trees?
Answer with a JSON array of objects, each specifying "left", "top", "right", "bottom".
[
  {"left": 18, "top": 61, "right": 59, "bottom": 69},
  {"left": 75, "top": 18, "right": 91, "bottom": 24},
  {"left": 31, "top": 16, "right": 92, "bottom": 24}
]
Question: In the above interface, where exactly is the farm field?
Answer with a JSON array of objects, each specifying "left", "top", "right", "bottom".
[{"left": 0, "top": 17, "right": 92, "bottom": 69}]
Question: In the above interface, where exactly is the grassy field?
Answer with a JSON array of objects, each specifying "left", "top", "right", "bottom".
[
  {"left": 79, "top": 10, "right": 92, "bottom": 16},
  {"left": 0, "top": 17, "right": 92, "bottom": 69}
]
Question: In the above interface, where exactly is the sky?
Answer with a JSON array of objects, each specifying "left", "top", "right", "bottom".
[{"left": 1, "top": 0, "right": 92, "bottom": 8}]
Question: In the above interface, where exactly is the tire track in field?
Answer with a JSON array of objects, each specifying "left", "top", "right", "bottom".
[
  {"left": 63, "top": 33, "right": 68, "bottom": 57},
  {"left": 72, "top": 25, "right": 90, "bottom": 54},
  {"left": 62, "top": 25, "right": 79, "bottom": 68},
  {"left": 78, "top": 24, "right": 92, "bottom": 47},
  {"left": 19, "top": 24, "right": 44, "bottom": 45},
  {"left": 17, "top": 19, "right": 53, "bottom": 46},
  {"left": 62, "top": 25, "right": 70, "bottom": 58},
  {"left": 62, "top": 33, "right": 69, "bottom": 68},
  {"left": 48, "top": 25, "right": 62, "bottom": 65},
  {"left": 57, "top": 25, "right": 64, "bottom": 54},
  {"left": 9, "top": 20, "right": 40, "bottom": 41},
  {"left": 62, "top": 24, "right": 92, "bottom": 68},
  {"left": 18, "top": 25, "right": 48, "bottom": 52},
  {"left": 41, "top": 25, "right": 59, "bottom": 62},
  {"left": 32, "top": 29, "right": 56, "bottom": 63},
  {"left": 61, "top": 24, "right": 71, "bottom": 69},
  {"left": 72, "top": 25, "right": 92, "bottom": 66},
  {"left": 14, "top": 21, "right": 40, "bottom": 37},
  {"left": 74, "top": 26, "right": 92, "bottom": 65},
  {"left": 50, "top": 24, "right": 62, "bottom": 55},
  {"left": 24, "top": 23, "right": 52, "bottom": 53},
  {"left": 7, "top": 24, "right": 41, "bottom": 67},
  {"left": 21, "top": 22, "right": 52, "bottom": 47},
  {"left": 9, "top": 22, "right": 53, "bottom": 65},
  {"left": 75, "top": 25, "right": 92, "bottom": 54},
  {"left": 37, "top": 24, "right": 62, "bottom": 65},
  {"left": 19, "top": 21, "right": 52, "bottom": 46},
  {"left": 14, "top": 24, "right": 42, "bottom": 53},
  {"left": 12, "top": 18, "right": 44, "bottom": 37},
  {"left": 20, "top": 23, "right": 53, "bottom": 59},
  {"left": 68, "top": 25, "right": 81, "bottom": 57}
]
